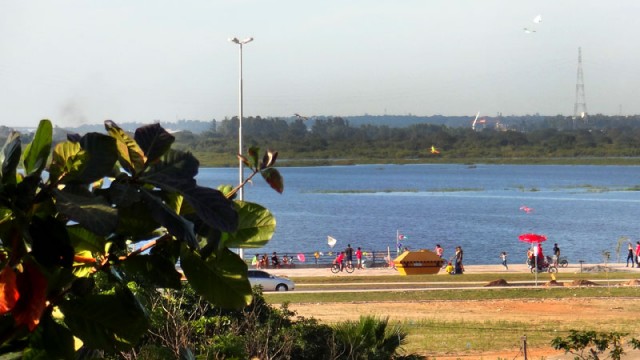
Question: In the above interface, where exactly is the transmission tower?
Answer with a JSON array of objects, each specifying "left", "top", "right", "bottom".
[{"left": 573, "top": 47, "right": 588, "bottom": 123}]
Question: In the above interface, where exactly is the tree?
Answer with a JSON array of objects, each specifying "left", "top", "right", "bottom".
[{"left": 0, "top": 119, "right": 283, "bottom": 358}]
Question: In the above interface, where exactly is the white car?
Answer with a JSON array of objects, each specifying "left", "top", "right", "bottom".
[{"left": 248, "top": 270, "right": 295, "bottom": 292}]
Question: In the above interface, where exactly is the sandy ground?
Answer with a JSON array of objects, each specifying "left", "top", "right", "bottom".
[{"left": 264, "top": 263, "right": 640, "bottom": 359}]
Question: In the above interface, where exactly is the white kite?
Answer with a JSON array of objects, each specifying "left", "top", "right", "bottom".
[
  {"left": 523, "top": 28, "right": 536, "bottom": 34},
  {"left": 327, "top": 236, "right": 337, "bottom": 248},
  {"left": 533, "top": 14, "right": 542, "bottom": 23}
]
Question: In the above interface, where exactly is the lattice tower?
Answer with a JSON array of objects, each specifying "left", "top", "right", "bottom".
[{"left": 573, "top": 47, "right": 588, "bottom": 121}]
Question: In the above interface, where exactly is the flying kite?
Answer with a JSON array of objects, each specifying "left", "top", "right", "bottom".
[
  {"left": 519, "top": 205, "right": 533, "bottom": 214},
  {"left": 533, "top": 14, "right": 542, "bottom": 23},
  {"left": 523, "top": 28, "right": 536, "bottom": 34},
  {"left": 430, "top": 145, "right": 441, "bottom": 154},
  {"left": 327, "top": 235, "right": 337, "bottom": 248}
]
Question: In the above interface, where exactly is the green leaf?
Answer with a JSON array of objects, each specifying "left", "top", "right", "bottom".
[
  {"left": 104, "top": 120, "right": 146, "bottom": 175},
  {"left": 116, "top": 201, "right": 163, "bottom": 242},
  {"left": 179, "top": 244, "right": 251, "bottom": 309},
  {"left": 1, "top": 132, "right": 21, "bottom": 185},
  {"left": 25, "top": 313, "right": 75, "bottom": 360},
  {"left": 54, "top": 189, "right": 117, "bottom": 237},
  {"left": 224, "top": 201, "right": 276, "bottom": 248},
  {"left": 59, "top": 285, "right": 149, "bottom": 351},
  {"left": 23, "top": 119, "right": 52, "bottom": 177},
  {"left": 49, "top": 141, "right": 84, "bottom": 184},
  {"left": 122, "top": 253, "right": 182, "bottom": 289},
  {"left": 181, "top": 186, "right": 238, "bottom": 233},
  {"left": 67, "top": 225, "right": 108, "bottom": 254},
  {"left": 247, "top": 146, "right": 260, "bottom": 170},
  {"left": 76, "top": 132, "right": 118, "bottom": 183},
  {"left": 134, "top": 123, "right": 175, "bottom": 164},
  {"left": 260, "top": 168, "right": 284, "bottom": 194},
  {"left": 142, "top": 149, "right": 199, "bottom": 186},
  {"left": 140, "top": 188, "right": 197, "bottom": 249}
]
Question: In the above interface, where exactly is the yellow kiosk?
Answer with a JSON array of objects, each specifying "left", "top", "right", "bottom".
[{"left": 393, "top": 249, "right": 444, "bottom": 275}]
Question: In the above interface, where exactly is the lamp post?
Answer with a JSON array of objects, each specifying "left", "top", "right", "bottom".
[{"left": 228, "top": 36, "right": 253, "bottom": 261}]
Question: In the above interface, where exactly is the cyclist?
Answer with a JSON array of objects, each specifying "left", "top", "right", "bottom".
[{"left": 334, "top": 251, "right": 345, "bottom": 271}]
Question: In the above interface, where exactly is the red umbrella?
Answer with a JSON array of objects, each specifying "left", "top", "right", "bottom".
[{"left": 519, "top": 233, "right": 547, "bottom": 244}]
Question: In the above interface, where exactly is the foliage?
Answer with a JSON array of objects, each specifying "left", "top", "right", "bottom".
[
  {"left": 171, "top": 115, "right": 640, "bottom": 166},
  {"left": 332, "top": 315, "right": 410, "bottom": 360},
  {"left": 551, "top": 330, "right": 640, "bottom": 360},
  {"left": 0, "top": 119, "right": 282, "bottom": 358}
]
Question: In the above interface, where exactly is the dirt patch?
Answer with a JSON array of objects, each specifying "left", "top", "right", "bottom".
[
  {"left": 485, "top": 279, "right": 509, "bottom": 287},
  {"left": 545, "top": 280, "right": 564, "bottom": 287},
  {"left": 568, "top": 279, "right": 599, "bottom": 286},
  {"left": 625, "top": 279, "right": 640, "bottom": 286}
]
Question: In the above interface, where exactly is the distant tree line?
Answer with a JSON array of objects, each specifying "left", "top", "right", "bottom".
[{"left": 173, "top": 114, "right": 640, "bottom": 166}]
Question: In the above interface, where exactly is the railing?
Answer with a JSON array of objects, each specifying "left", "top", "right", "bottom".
[{"left": 244, "top": 250, "right": 394, "bottom": 269}]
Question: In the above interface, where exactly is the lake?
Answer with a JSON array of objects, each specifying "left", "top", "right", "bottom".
[{"left": 196, "top": 164, "right": 640, "bottom": 265}]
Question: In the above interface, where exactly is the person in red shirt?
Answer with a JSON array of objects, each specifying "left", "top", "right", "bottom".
[
  {"left": 355, "top": 247, "right": 363, "bottom": 269},
  {"left": 635, "top": 241, "right": 640, "bottom": 266},
  {"left": 334, "top": 252, "right": 345, "bottom": 271}
]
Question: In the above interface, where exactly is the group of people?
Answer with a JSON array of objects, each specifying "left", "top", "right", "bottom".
[
  {"left": 525, "top": 243, "right": 561, "bottom": 270},
  {"left": 435, "top": 244, "right": 465, "bottom": 275},
  {"left": 252, "top": 252, "right": 295, "bottom": 269},
  {"left": 625, "top": 241, "right": 640, "bottom": 267},
  {"left": 332, "top": 244, "right": 364, "bottom": 271}
]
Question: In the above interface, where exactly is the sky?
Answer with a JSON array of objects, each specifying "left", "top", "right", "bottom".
[{"left": 1, "top": 1, "right": 640, "bottom": 128}]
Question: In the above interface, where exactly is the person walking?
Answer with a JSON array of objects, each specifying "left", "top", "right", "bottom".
[
  {"left": 552, "top": 243, "right": 560, "bottom": 266},
  {"left": 635, "top": 241, "right": 640, "bottom": 267},
  {"left": 500, "top": 251, "right": 508, "bottom": 270},
  {"left": 626, "top": 243, "right": 635, "bottom": 267}
]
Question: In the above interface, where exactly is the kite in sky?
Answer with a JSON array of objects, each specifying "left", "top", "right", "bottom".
[
  {"left": 523, "top": 28, "right": 536, "bottom": 34},
  {"left": 533, "top": 14, "right": 542, "bottom": 23},
  {"left": 327, "top": 235, "right": 337, "bottom": 248}
]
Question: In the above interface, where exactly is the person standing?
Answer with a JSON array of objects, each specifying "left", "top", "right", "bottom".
[
  {"left": 635, "top": 241, "right": 640, "bottom": 266},
  {"left": 271, "top": 252, "right": 280, "bottom": 269},
  {"left": 500, "top": 251, "right": 508, "bottom": 270},
  {"left": 355, "top": 247, "right": 363, "bottom": 269},
  {"left": 552, "top": 243, "right": 560, "bottom": 266},
  {"left": 626, "top": 243, "right": 635, "bottom": 267},
  {"left": 435, "top": 244, "right": 444, "bottom": 258},
  {"left": 454, "top": 246, "right": 464, "bottom": 274},
  {"left": 314, "top": 251, "right": 320, "bottom": 265},
  {"left": 345, "top": 244, "right": 354, "bottom": 267}
]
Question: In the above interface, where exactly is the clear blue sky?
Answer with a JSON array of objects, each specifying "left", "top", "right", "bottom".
[{"left": 1, "top": 0, "right": 639, "bottom": 128}]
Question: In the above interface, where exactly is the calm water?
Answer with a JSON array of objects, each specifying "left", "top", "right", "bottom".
[{"left": 197, "top": 164, "right": 640, "bottom": 265}]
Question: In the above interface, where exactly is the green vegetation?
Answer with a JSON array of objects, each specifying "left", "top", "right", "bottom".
[
  {"left": 0, "top": 120, "right": 284, "bottom": 358},
  {"left": 166, "top": 115, "right": 640, "bottom": 166}
]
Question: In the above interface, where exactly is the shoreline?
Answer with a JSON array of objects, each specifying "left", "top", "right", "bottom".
[{"left": 264, "top": 262, "right": 640, "bottom": 277}]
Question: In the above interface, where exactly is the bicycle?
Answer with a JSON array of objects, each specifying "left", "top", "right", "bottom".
[{"left": 331, "top": 262, "right": 354, "bottom": 273}]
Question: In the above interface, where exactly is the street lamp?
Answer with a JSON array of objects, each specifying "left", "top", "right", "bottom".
[{"left": 229, "top": 36, "right": 253, "bottom": 260}]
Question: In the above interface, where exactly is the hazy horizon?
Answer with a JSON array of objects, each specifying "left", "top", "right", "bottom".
[{"left": 2, "top": 1, "right": 639, "bottom": 128}]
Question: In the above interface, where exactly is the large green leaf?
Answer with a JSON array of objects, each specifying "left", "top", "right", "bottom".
[
  {"left": 29, "top": 216, "right": 74, "bottom": 268},
  {"left": 54, "top": 189, "right": 117, "bottom": 237},
  {"left": 181, "top": 186, "right": 238, "bottom": 233},
  {"left": 122, "top": 253, "right": 182, "bottom": 289},
  {"left": 104, "top": 120, "right": 146, "bottom": 176},
  {"left": 134, "top": 123, "right": 175, "bottom": 164},
  {"left": 75, "top": 132, "right": 118, "bottom": 183},
  {"left": 48, "top": 141, "right": 85, "bottom": 184},
  {"left": 67, "top": 225, "right": 108, "bottom": 254},
  {"left": 224, "top": 201, "right": 275, "bottom": 248},
  {"left": 24, "top": 313, "right": 74, "bottom": 360},
  {"left": 179, "top": 244, "right": 251, "bottom": 309},
  {"left": 142, "top": 149, "right": 199, "bottom": 185},
  {"left": 140, "top": 188, "right": 197, "bottom": 248},
  {"left": 59, "top": 285, "right": 149, "bottom": 351},
  {"left": 116, "top": 201, "right": 163, "bottom": 242},
  {"left": 22, "top": 119, "right": 52, "bottom": 177},
  {"left": 1, "top": 132, "right": 21, "bottom": 185}
]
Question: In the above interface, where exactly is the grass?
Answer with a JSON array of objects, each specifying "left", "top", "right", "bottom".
[
  {"left": 265, "top": 286, "right": 640, "bottom": 303},
  {"left": 399, "top": 318, "right": 638, "bottom": 356}
]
